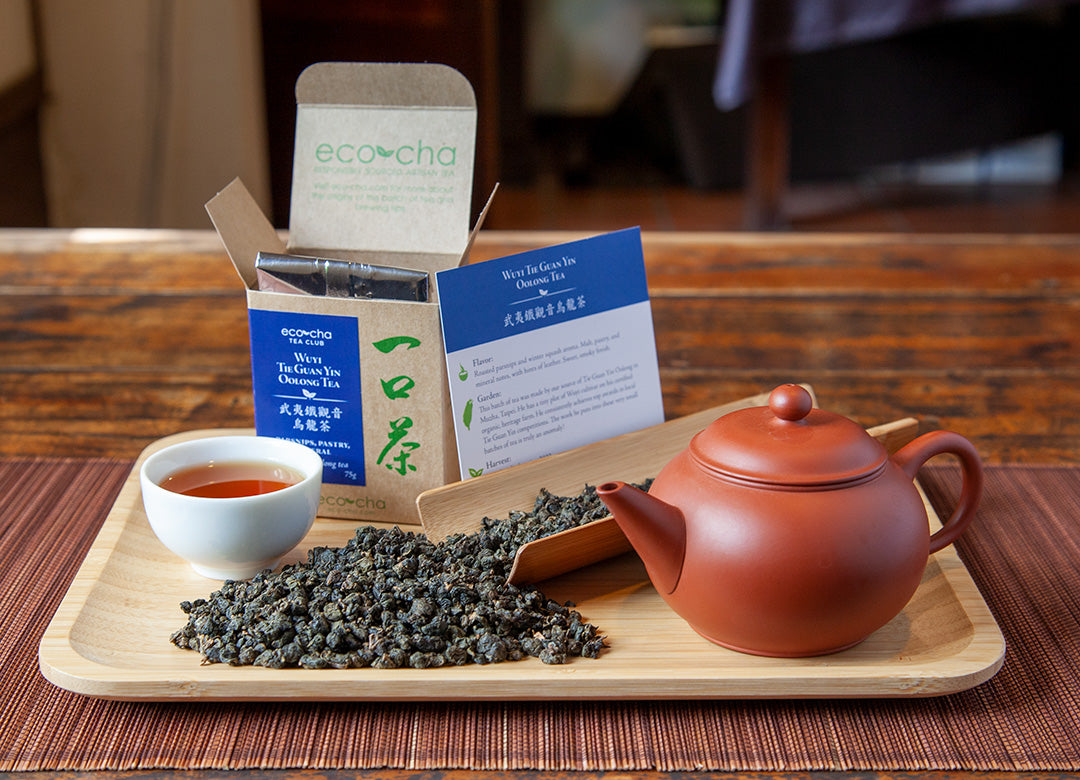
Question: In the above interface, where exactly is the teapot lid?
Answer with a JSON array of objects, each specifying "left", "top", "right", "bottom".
[{"left": 690, "top": 384, "right": 887, "bottom": 486}]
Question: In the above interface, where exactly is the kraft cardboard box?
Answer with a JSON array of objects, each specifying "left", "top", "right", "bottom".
[{"left": 206, "top": 62, "right": 478, "bottom": 523}]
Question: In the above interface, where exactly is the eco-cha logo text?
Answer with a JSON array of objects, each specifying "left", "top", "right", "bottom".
[
  {"left": 315, "top": 140, "right": 458, "bottom": 167},
  {"left": 320, "top": 493, "right": 387, "bottom": 513}
]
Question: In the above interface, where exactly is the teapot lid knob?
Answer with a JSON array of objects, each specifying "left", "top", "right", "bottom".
[{"left": 768, "top": 384, "right": 813, "bottom": 422}]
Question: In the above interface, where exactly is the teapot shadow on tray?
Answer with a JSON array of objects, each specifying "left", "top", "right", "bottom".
[{"left": 538, "top": 549, "right": 653, "bottom": 607}]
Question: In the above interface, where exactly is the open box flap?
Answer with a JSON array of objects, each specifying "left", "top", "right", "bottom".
[
  {"left": 295, "top": 62, "right": 476, "bottom": 109},
  {"left": 289, "top": 62, "right": 477, "bottom": 260},
  {"left": 205, "top": 178, "right": 286, "bottom": 290}
]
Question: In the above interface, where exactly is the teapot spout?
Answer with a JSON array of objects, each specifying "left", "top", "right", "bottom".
[{"left": 597, "top": 481, "right": 686, "bottom": 594}]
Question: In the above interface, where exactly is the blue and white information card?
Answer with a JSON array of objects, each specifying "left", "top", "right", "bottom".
[{"left": 436, "top": 227, "right": 664, "bottom": 479}]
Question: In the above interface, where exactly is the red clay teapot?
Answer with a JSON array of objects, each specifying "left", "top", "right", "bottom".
[{"left": 597, "top": 384, "right": 982, "bottom": 657}]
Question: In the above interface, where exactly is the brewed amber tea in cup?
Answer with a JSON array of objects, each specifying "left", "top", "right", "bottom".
[
  {"left": 140, "top": 435, "right": 322, "bottom": 579},
  {"left": 160, "top": 461, "right": 303, "bottom": 498}
]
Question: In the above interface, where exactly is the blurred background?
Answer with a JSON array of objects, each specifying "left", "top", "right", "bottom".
[{"left": 1, "top": 0, "right": 1078, "bottom": 233}]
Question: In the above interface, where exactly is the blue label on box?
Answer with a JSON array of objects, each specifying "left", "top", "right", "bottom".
[{"left": 248, "top": 308, "right": 365, "bottom": 485}]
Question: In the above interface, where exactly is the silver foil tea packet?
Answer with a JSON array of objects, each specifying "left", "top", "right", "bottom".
[{"left": 255, "top": 252, "right": 429, "bottom": 302}]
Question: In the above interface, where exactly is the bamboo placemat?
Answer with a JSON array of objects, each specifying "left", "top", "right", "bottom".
[{"left": 2, "top": 458, "right": 1079, "bottom": 772}]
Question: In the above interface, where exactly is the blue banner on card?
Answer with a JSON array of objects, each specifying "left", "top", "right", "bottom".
[
  {"left": 248, "top": 308, "right": 365, "bottom": 485},
  {"left": 436, "top": 227, "right": 648, "bottom": 353}
]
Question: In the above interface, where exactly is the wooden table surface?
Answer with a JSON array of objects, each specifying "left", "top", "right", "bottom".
[
  {"left": 2, "top": 228, "right": 1078, "bottom": 462},
  {"left": 2, "top": 228, "right": 1079, "bottom": 780}
]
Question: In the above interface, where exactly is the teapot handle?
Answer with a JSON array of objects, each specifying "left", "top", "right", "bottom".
[{"left": 892, "top": 430, "right": 984, "bottom": 553}]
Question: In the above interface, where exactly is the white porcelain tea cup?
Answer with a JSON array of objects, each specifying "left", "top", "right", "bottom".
[{"left": 139, "top": 435, "right": 323, "bottom": 580}]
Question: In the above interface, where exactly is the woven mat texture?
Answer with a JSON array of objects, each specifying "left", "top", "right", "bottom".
[{"left": 1, "top": 458, "right": 1078, "bottom": 772}]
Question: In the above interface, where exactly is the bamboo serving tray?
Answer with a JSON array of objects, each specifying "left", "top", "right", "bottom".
[{"left": 40, "top": 423, "right": 1005, "bottom": 701}]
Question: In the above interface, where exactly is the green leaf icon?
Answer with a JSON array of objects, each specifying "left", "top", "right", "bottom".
[
  {"left": 468, "top": 467, "right": 484, "bottom": 478},
  {"left": 458, "top": 364, "right": 468, "bottom": 381},
  {"left": 376, "top": 146, "right": 394, "bottom": 158},
  {"left": 463, "top": 398, "right": 473, "bottom": 430},
  {"left": 372, "top": 336, "right": 420, "bottom": 353}
]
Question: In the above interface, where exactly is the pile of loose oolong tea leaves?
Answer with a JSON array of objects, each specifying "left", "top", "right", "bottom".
[{"left": 171, "top": 480, "right": 652, "bottom": 670}]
